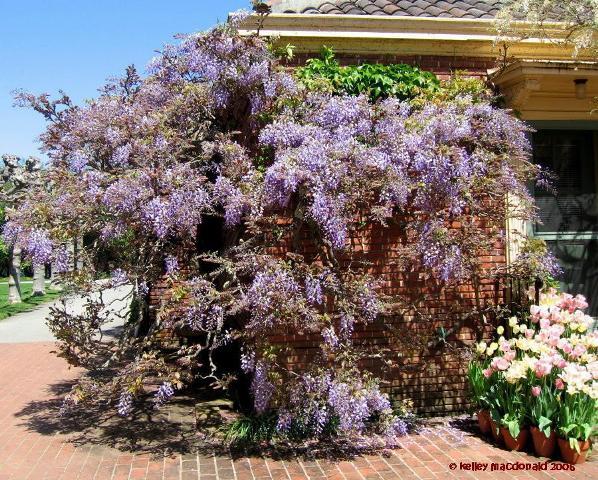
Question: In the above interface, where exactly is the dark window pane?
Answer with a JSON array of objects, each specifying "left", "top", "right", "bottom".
[
  {"left": 532, "top": 130, "right": 598, "bottom": 233},
  {"left": 546, "top": 239, "right": 598, "bottom": 317}
]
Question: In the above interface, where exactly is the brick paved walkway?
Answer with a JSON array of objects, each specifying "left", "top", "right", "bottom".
[{"left": 0, "top": 342, "right": 596, "bottom": 480}]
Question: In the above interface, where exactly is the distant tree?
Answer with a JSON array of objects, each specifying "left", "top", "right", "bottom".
[
  {"left": 0, "top": 203, "right": 9, "bottom": 277},
  {"left": 0, "top": 154, "right": 44, "bottom": 302},
  {"left": 496, "top": 0, "right": 597, "bottom": 56}
]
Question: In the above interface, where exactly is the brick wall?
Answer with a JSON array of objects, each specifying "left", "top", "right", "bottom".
[
  {"left": 149, "top": 53, "right": 507, "bottom": 415},
  {"left": 287, "top": 53, "right": 497, "bottom": 80},
  {"left": 265, "top": 220, "right": 505, "bottom": 415}
]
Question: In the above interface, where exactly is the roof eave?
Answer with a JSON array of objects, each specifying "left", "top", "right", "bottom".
[{"left": 238, "top": 13, "right": 583, "bottom": 60}]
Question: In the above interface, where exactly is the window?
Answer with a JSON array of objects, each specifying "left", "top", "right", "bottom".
[{"left": 531, "top": 127, "right": 598, "bottom": 316}]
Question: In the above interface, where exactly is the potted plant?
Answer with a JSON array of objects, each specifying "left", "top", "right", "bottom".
[
  {"left": 491, "top": 373, "right": 528, "bottom": 450},
  {"left": 499, "top": 412, "right": 529, "bottom": 451},
  {"left": 467, "top": 359, "right": 491, "bottom": 434},
  {"left": 529, "top": 383, "right": 559, "bottom": 457},
  {"left": 486, "top": 379, "right": 506, "bottom": 444},
  {"left": 557, "top": 390, "right": 596, "bottom": 464}
]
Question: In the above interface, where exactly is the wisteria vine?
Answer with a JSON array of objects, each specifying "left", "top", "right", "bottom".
[{"left": 3, "top": 11, "right": 550, "bottom": 445}]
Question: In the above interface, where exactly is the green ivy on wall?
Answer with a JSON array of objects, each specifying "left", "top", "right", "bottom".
[{"left": 296, "top": 47, "right": 441, "bottom": 101}]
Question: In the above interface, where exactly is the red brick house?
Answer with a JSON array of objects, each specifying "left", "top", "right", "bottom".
[{"left": 231, "top": 1, "right": 598, "bottom": 414}]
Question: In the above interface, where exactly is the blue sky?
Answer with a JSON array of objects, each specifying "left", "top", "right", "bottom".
[{"left": 0, "top": 0, "right": 249, "bottom": 158}]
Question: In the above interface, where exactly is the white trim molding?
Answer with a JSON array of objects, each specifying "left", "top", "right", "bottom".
[{"left": 240, "top": 13, "right": 585, "bottom": 60}]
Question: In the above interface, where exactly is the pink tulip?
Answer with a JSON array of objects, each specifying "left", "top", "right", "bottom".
[
  {"left": 574, "top": 295, "right": 588, "bottom": 311},
  {"left": 549, "top": 307, "right": 561, "bottom": 323},
  {"left": 555, "top": 358, "right": 567, "bottom": 369},
  {"left": 534, "top": 360, "right": 552, "bottom": 378},
  {"left": 493, "top": 357, "right": 509, "bottom": 371},
  {"left": 525, "top": 329, "right": 534, "bottom": 339},
  {"left": 504, "top": 351, "right": 516, "bottom": 361},
  {"left": 539, "top": 318, "right": 550, "bottom": 329},
  {"left": 559, "top": 294, "right": 575, "bottom": 313},
  {"left": 555, "top": 378, "right": 565, "bottom": 390},
  {"left": 483, "top": 368, "right": 493, "bottom": 378},
  {"left": 571, "top": 344, "right": 586, "bottom": 358},
  {"left": 557, "top": 339, "right": 572, "bottom": 355},
  {"left": 531, "top": 386, "right": 541, "bottom": 397}
]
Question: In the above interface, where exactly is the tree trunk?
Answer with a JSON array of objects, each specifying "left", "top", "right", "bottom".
[
  {"left": 68, "top": 239, "right": 76, "bottom": 271},
  {"left": 8, "top": 246, "right": 22, "bottom": 304},
  {"left": 74, "top": 237, "right": 84, "bottom": 271},
  {"left": 32, "top": 264, "right": 45, "bottom": 296}
]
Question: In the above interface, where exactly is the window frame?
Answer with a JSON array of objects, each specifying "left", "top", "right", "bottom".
[{"left": 527, "top": 121, "right": 598, "bottom": 241}]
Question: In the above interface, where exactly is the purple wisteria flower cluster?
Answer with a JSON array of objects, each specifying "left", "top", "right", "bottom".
[
  {"left": 259, "top": 92, "right": 534, "bottom": 280},
  {"left": 265, "top": 370, "right": 402, "bottom": 440},
  {"left": 117, "top": 392, "right": 133, "bottom": 417},
  {"left": 153, "top": 381, "right": 175, "bottom": 409},
  {"left": 2, "top": 12, "right": 546, "bottom": 445}
]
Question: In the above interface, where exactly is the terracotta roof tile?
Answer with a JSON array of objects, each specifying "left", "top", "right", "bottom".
[
  {"left": 267, "top": 0, "right": 508, "bottom": 18},
  {"left": 383, "top": 4, "right": 401, "bottom": 14},
  {"left": 319, "top": 2, "right": 342, "bottom": 13}
]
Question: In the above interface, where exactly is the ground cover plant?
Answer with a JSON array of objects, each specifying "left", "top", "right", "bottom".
[{"left": 3, "top": 11, "right": 556, "bottom": 446}]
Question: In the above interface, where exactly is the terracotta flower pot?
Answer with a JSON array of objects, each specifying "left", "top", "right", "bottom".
[
  {"left": 488, "top": 417, "right": 501, "bottom": 443},
  {"left": 500, "top": 427, "right": 529, "bottom": 451},
  {"left": 477, "top": 409, "right": 491, "bottom": 434},
  {"left": 530, "top": 427, "right": 556, "bottom": 458},
  {"left": 558, "top": 438, "right": 591, "bottom": 465}
]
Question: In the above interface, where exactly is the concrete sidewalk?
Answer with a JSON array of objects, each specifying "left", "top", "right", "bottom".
[{"left": 0, "top": 286, "right": 132, "bottom": 343}]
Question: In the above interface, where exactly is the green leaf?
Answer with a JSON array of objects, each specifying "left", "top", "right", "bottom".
[
  {"left": 507, "top": 419, "right": 520, "bottom": 439},
  {"left": 582, "top": 423, "right": 593, "bottom": 441},
  {"left": 295, "top": 48, "right": 441, "bottom": 101},
  {"left": 538, "top": 416, "right": 552, "bottom": 437},
  {"left": 563, "top": 424, "right": 577, "bottom": 435}
]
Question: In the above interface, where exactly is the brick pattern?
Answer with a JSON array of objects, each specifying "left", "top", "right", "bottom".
[
  {"left": 149, "top": 219, "right": 506, "bottom": 414},
  {"left": 264, "top": 221, "right": 505, "bottom": 414},
  {"left": 287, "top": 53, "right": 497, "bottom": 79},
  {"left": 1, "top": 342, "right": 596, "bottom": 480}
]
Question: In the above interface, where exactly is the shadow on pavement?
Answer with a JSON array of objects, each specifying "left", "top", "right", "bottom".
[
  {"left": 13, "top": 377, "right": 415, "bottom": 461},
  {"left": 13, "top": 373, "right": 480, "bottom": 462},
  {"left": 14, "top": 380, "right": 203, "bottom": 457}
]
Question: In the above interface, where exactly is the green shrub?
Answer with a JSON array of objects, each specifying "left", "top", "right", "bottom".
[{"left": 296, "top": 47, "right": 440, "bottom": 101}]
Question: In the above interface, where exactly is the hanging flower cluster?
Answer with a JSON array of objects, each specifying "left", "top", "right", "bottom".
[{"left": 3, "top": 12, "right": 544, "bottom": 444}]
